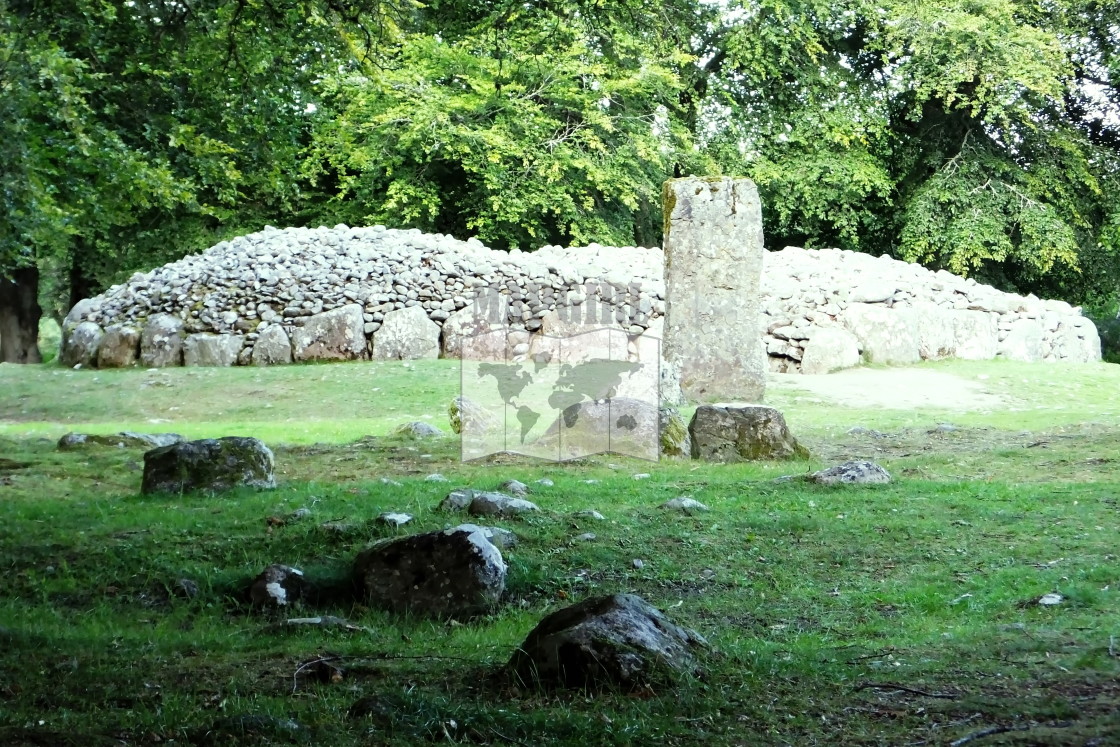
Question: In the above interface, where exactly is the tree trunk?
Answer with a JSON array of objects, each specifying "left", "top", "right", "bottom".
[{"left": 0, "top": 266, "right": 44, "bottom": 364}]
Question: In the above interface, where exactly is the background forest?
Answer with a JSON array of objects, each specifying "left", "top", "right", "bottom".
[{"left": 2, "top": 0, "right": 1119, "bottom": 363}]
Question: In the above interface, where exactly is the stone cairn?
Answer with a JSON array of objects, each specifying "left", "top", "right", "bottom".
[{"left": 59, "top": 223, "right": 1101, "bottom": 372}]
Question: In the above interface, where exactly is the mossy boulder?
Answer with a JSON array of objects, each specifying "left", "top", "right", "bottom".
[
  {"left": 658, "top": 406, "right": 691, "bottom": 459},
  {"left": 689, "top": 404, "right": 809, "bottom": 461},
  {"left": 509, "top": 593, "right": 707, "bottom": 690},
  {"left": 141, "top": 436, "right": 275, "bottom": 495}
]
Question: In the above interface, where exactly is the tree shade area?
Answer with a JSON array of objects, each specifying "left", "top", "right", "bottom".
[{"left": 2, "top": 0, "right": 1118, "bottom": 362}]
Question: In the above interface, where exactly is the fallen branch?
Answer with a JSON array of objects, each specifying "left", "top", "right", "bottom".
[
  {"left": 290, "top": 652, "right": 475, "bottom": 694},
  {"left": 949, "top": 725, "right": 1031, "bottom": 746},
  {"left": 854, "top": 682, "right": 956, "bottom": 699}
]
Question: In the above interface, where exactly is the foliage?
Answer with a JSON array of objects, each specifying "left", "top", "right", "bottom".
[
  {"left": 690, "top": 0, "right": 1120, "bottom": 306},
  {"left": 3, "top": 0, "right": 1119, "bottom": 321},
  {"left": 305, "top": 1, "right": 704, "bottom": 250}
]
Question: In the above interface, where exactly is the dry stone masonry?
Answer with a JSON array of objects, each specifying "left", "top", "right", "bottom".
[{"left": 60, "top": 223, "right": 1100, "bottom": 375}]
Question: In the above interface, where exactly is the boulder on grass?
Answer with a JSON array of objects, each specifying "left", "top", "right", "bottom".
[
  {"left": 537, "top": 397, "right": 660, "bottom": 461},
  {"left": 689, "top": 404, "right": 809, "bottom": 461},
  {"left": 141, "top": 436, "right": 275, "bottom": 495},
  {"left": 248, "top": 564, "right": 308, "bottom": 608},
  {"left": 438, "top": 489, "right": 540, "bottom": 517},
  {"left": 59, "top": 432, "right": 184, "bottom": 450},
  {"left": 810, "top": 460, "right": 892, "bottom": 485},
  {"left": 448, "top": 396, "right": 500, "bottom": 435},
  {"left": 508, "top": 593, "right": 707, "bottom": 689},
  {"left": 353, "top": 527, "right": 506, "bottom": 618},
  {"left": 393, "top": 421, "right": 445, "bottom": 439}
]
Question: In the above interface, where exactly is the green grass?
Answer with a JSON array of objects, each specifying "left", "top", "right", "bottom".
[{"left": 1, "top": 358, "right": 1119, "bottom": 745}]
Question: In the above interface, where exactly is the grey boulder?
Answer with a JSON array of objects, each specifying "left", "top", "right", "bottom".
[
  {"left": 59, "top": 431, "right": 184, "bottom": 450},
  {"left": 250, "top": 324, "right": 293, "bottom": 366},
  {"left": 811, "top": 460, "right": 892, "bottom": 485},
  {"left": 439, "top": 489, "right": 540, "bottom": 517},
  {"left": 60, "top": 321, "right": 104, "bottom": 368},
  {"left": 508, "top": 593, "right": 707, "bottom": 689},
  {"left": 96, "top": 324, "right": 141, "bottom": 368},
  {"left": 689, "top": 404, "right": 809, "bottom": 461},
  {"left": 291, "top": 303, "right": 367, "bottom": 362},
  {"left": 371, "top": 305, "right": 440, "bottom": 360},
  {"left": 183, "top": 333, "right": 243, "bottom": 367},
  {"left": 393, "top": 421, "right": 445, "bottom": 439},
  {"left": 140, "top": 313, "right": 185, "bottom": 367},
  {"left": 353, "top": 527, "right": 506, "bottom": 618},
  {"left": 248, "top": 564, "right": 308, "bottom": 608},
  {"left": 141, "top": 436, "right": 275, "bottom": 494}
]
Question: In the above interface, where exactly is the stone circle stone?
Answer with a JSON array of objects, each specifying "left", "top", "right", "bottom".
[
  {"left": 811, "top": 460, "right": 892, "bottom": 485},
  {"left": 251, "top": 324, "right": 292, "bottom": 366},
  {"left": 353, "top": 527, "right": 506, "bottom": 618},
  {"left": 183, "top": 333, "right": 243, "bottom": 366},
  {"left": 141, "top": 436, "right": 276, "bottom": 494},
  {"left": 508, "top": 593, "right": 707, "bottom": 689},
  {"left": 689, "top": 404, "right": 809, "bottom": 461},
  {"left": 248, "top": 564, "right": 307, "bottom": 608},
  {"left": 96, "top": 324, "right": 141, "bottom": 368}
]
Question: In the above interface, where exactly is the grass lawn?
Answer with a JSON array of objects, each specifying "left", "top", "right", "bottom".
[{"left": 1, "top": 358, "right": 1118, "bottom": 745}]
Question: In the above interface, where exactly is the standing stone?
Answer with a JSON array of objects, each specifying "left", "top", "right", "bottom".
[
  {"left": 291, "top": 303, "right": 367, "bottom": 361},
  {"left": 140, "top": 313, "right": 184, "bottom": 367},
  {"left": 96, "top": 324, "right": 141, "bottom": 368},
  {"left": 251, "top": 324, "right": 293, "bottom": 366},
  {"left": 371, "top": 305, "right": 440, "bottom": 360},
  {"left": 60, "top": 321, "right": 104, "bottom": 368},
  {"left": 183, "top": 333, "right": 244, "bottom": 367},
  {"left": 662, "top": 178, "right": 766, "bottom": 401}
]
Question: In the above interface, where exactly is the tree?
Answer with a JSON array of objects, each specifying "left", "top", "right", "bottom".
[
  {"left": 304, "top": 0, "right": 708, "bottom": 250},
  {"left": 690, "top": 0, "right": 1120, "bottom": 308},
  {"left": 0, "top": 0, "right": 385, "bottom": 362}
]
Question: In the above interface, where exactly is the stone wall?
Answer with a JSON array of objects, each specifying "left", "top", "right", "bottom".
[{"left": 59, "top": 224, "right": 1100, "bottom": 373}]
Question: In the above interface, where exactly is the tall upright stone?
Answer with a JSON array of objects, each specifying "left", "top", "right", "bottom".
[{"left": 662, "top": 178, "right": 766, "bottom": 402}]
